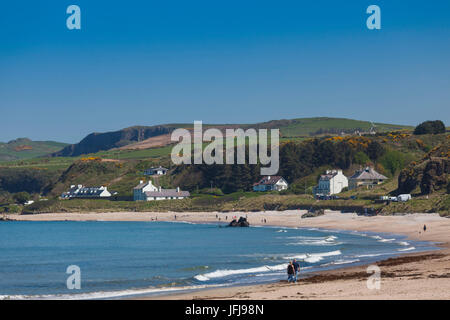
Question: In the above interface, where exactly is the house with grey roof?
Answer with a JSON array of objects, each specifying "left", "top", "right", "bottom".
[
  {"left": 144, "top": 166, "right": 168, "bottom": 176},
  {"left": 133, "top": 180, "right": 158, "bottom": 201},
  {"left": 61, "top": 185, "right": 113, "bottom": 199},
  {"left": 253, "top": 176, "right": 288, "bottom": 192},
  {"left": 349, "top": 167, "right": 388, "bottom": 190},
  {"left": 133, "top": 180, "right": 190, "bottom": 201}
]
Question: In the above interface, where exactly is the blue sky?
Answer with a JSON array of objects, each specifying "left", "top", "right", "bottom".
[{"left": 1, "top": 0, "right": 449, "bottom": 143}]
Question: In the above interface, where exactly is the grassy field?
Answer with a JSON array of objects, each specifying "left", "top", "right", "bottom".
[{"left": 0, "top": 138, "right": 67, "bottom": 161}]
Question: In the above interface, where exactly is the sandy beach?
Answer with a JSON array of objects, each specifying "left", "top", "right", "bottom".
[{"left": 8, "top": 210, "right": 450, "bottom": 299}]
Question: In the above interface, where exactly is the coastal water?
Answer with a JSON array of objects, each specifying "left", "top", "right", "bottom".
[{"left": 0, "top": 221, "right": 437, "bottom": 299}]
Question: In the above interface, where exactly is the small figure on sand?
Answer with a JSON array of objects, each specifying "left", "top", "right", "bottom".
[
  {"left": 174, "top": 214, "right": 177, "bottom": 220},
  {"left": 292, "top": 259, "right": 300, "bottom": 282},
  {"left": 423, "top": 224, "right": 427, "bottom": 232},
  {"left": 287, "top": 261, "right": 295, "bottom": 283}
]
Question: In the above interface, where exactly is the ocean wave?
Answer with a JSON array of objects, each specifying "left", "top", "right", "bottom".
[
  {"left": 355, "top": 253, "right": 388, "bottom": 258},
  {"left": 286, "top": 238, "right": 342, "bottom": 246},
  {"left": 0, "top": 284, "right": 228, "bottom": 300},
  {"left": 397, "top": 241, "right": 409, "bottom": 246},
  {"left": 195, "top": 250, "right": 342, "bottom": 281},
  {"left": 282, "top": 250, "right": 341, "bottom": 260},
  {"left": 378, "top": 238, "right": 396, "bottom": 243},
  {"left": 194, "top": 263, "right": 287, "bottom": 281},
  {"left": 322, "top": 259, "right": 360, "bottom": 266},
  {"left": 397, "top": 247, "right": 416, "bottom": 252}
]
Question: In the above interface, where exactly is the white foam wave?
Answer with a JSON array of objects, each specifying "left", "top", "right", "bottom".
[
  {"left": 194, "top": 263, "right": 287, "bottom": 281},
  {"left": 398, "top": 247, "right": 415, "bottom": 252},
  {"left": 0, "top": 284, "right": 228, "bottom": 300},
  {"left": 355, "top": 253, "right": 387, "bottom": 258},
  {"left": 286, "top": 235, "right": 341, "bottom": 246},
  {"left": 378, "top": 238, "right": 396, "bottom": 243},
  {"left": 323, "top": 259, "right": 360, "bottom": 266},
  {"left": 195, "top": 250, "right": 342, "bottom": 281}
]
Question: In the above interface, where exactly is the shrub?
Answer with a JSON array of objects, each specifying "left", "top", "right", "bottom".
[
  {"left": 13, "top": 192, "right": 31, "bottom": 204},
  {"left": 414, "top": 120, "right": 446, "bottom": 135},
  {"left": 379, "top": 150, "right": 408, "bottom": 176}
]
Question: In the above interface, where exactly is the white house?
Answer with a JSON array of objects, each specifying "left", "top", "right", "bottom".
[
  {"left": 253, "top": 176, "right": 288, "bottom": 192},
  {"left": 144, "top": 166, "right": 168, "bottom": 176},
  {"left": 133, "top": 180, "right": 190, "bottom": 201},
  {"left": 133, "top": 180, "right": 159, "bottom": 201},
  {"left": 61, "top": 185, "right": 112, "bottom": 199},
  {"left": 313, "top": 170, "right": 348, "bottom": 196}
]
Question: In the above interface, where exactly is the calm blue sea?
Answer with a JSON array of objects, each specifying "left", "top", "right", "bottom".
[{"left": 0, "top": 221, "right": 437, "bottom": 299}]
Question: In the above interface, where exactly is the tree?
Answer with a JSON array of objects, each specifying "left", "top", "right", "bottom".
[
  {"left": 380, "top": 150, "right": 405, "bottom": 176},
  {"left": 13, "top": 192, "right": 31, "bottom": 204},
  {"left": 413, "top": 120, "right": 446, "bottom": 135},
  {"left": 366, "top": 141, "right": 385, "bottom": 161},
  {"left": 354, "top": 151, "right": 370, "bottom": 165}
]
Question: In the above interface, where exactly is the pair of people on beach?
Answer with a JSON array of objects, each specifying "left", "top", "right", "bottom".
[{"left": 287, "top": 259, "right": 300, "bottom": 283}]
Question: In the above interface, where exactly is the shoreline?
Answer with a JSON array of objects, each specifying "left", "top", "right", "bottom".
[{"left": 7, "top": 210, "right": 450, "bottom": 299}]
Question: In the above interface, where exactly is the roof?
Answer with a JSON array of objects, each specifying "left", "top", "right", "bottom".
[
  {"left": 350, "top": 167, "right": 388, "bottom": 180},
  {"left": 63, "top": 186, "right": 111, "bottom": 197},
  {"left": 253, "top": 176, "right": 285, "bottom": 186},
  {"left": 146, "top": 166, "right": 168, "bottom": 171},
  {"left": 134, "top": 181, "right": 149, "bottom": 190},
  {"left": 144, "top": 189, "right": 190, "bottom": 197},
  {"left": 320, "top": 173, "right": 337, "bottom": 181}
]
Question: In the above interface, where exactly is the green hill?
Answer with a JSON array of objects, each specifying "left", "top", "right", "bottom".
[
  {"left": 51, "top": 117, "right": 413, "bottom": 157},
  {"left": 0, "top": 138, "right": 68, "bottom": 161}
]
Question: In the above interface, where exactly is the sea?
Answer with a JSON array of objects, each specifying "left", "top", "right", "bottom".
[{"left": 0, "top": 220, "right": 438, "bottom": 299}]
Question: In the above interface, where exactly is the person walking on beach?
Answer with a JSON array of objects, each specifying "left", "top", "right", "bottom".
[
  {"left": 287, "top": 262, "right": 295, "bottom": 283},
  {"left": 292, "top": 259, "right": 300, "bottom": 282},
  {"left": 423, "top": 224, "right": 427, "bottom": 232}
]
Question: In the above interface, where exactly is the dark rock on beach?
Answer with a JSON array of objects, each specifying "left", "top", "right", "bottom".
[
  {"left": 228, "top": 217, "right": 250, "bottom": 227},
  {"left": 301, "top": 208, "right": 325, "bottom": 219}
]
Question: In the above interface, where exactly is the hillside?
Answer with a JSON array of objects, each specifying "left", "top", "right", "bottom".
[
  {"left": 2, "top": 130, "right": 448, "bottom": 215},
  {"left": 52, "top": 125, "right": 175, "bottom": 157},
  {"left": 0, "top": 138, "right": 67, "bottom": 161},
  {"left": 51, "top": 117, "right": 412, "bottom": 157}
]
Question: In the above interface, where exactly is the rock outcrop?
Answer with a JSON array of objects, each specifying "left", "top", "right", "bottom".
[
  {"left": 228, "top": 217, "right": 250, "bottom": 227},
  {"left": 398, "top": 141, "right": 449, "bottom": 194}
]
